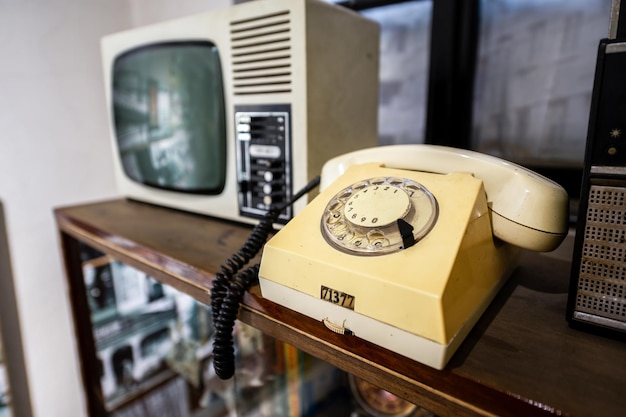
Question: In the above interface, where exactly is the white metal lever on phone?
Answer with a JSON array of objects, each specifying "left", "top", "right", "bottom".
[{"left": 320, "top": 144, "right": 569, "bottom": 252}]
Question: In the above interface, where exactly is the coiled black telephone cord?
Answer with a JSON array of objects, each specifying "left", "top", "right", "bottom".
[{"left": 211, "top": 176, "right": 320, "bottom": 380}]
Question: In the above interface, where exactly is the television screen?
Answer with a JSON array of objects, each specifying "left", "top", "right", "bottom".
[{"left": 111, "top": 41, "right": 226, "bottom": 194}]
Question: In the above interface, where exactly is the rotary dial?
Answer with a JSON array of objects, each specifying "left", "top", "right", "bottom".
[{"left": 321, "top": 177, "right": 438, "bottom": 255}]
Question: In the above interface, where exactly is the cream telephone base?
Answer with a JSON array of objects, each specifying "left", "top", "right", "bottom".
[{"left": 258, "top": 145, "right": 569, "bottom": 369}]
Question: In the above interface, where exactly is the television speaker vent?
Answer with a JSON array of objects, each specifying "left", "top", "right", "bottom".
[
  {"left": 573, "top": 184, "right": 626, "bottom": 329},
  {"left": 230, "top": 10, "right": 292, "bottom": 95}
]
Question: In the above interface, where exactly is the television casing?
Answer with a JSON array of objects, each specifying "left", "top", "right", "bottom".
[{"left": 101, "top": 0, "right": 380, "bottom": 224}]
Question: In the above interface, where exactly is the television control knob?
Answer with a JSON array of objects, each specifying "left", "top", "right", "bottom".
[
  {"left": 263, "top": 195, "right": 273, "bottom": 206},
  {"left": 264, "top": 171, "right": 274, "bottom": 182}
]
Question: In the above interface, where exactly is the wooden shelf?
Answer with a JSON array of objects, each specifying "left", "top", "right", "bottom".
[{"left": 55, "top": 199, "right": 625, "bottom": 417}]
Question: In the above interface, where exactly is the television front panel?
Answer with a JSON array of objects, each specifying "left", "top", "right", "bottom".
[{"left": 112, "top": 41, "right": 226, "bottom": 194}]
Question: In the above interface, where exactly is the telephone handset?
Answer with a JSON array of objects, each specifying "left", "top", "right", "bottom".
[{"left": 258, "top": 144, "right": 569, "bottom": 370}]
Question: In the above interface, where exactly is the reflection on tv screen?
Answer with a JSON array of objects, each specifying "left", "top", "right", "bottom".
[{"left": 112, "top": 42, "right": 227, "bottom": 194}]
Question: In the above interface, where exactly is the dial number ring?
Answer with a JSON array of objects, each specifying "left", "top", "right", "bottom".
[{"left": 344, "top": 184, "right": 410, "bottom": 227}]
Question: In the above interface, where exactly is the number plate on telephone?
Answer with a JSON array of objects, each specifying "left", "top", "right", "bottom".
[{"left": 321, "top": 285, "right": 355, "bottom": 310}]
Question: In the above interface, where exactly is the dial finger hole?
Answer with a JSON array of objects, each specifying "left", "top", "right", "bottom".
[
  {"left": 330, "top": 222, "right": 349, "bottom": 236},
  {"left": 404, "top": 183, "right": 425, "bottom": 198},
  {"left": 326, "top": 210, "right": 343, "bottom": 224},
  {"left": 367, "top": 231, "right": 389, "bottom": 249},
  {"left": 352, "top": 181, "right": 369, "bottom": 191},
  {"left": 337, "top": 189, "right": 353, "bottom": 201},
  {"left": 327, "top": 200, "right": 343, "bottom": 211}
]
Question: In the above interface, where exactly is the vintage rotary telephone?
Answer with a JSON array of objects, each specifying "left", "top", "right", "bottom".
[{"left": 212, "top": 144, "right": 569, "bottom": 377}]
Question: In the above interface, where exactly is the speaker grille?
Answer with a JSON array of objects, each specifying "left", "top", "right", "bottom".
[
  {"left": 575, "top": 185, "right": 626, "bottom": 323},
  {"left": 230, "top": 10, "right": 292, "bottom": 96}
]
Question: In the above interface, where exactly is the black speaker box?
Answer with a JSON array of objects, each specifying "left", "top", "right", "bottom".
[{"left": 568, "top": 38, "right": 626, "bottom": 334}]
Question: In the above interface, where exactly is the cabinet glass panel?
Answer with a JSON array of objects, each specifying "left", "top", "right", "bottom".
[
  {"left": 80, "top": 244, "right": 223, "bottom": 417},
  {"left": 233, "top": 324, "right": 437, "bottom": 417},
  {"left": 78, "top": 242, "right": 437, "bottom": 417}
]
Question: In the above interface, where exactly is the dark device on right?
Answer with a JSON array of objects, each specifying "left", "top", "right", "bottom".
[{"left": 568, "top": 0, "right": 626, "bottom": 334}]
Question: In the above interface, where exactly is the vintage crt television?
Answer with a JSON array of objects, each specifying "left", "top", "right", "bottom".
[{"left": 101, "top": 0, "right": 380, "bottom": 224}]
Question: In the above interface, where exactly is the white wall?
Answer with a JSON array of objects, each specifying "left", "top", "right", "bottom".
[
  {"left": 129, "top": 0, "right": 230, "bottom": 26},
  {"left": 0, "top": 1, "right": 229, "bottom": 416}
]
